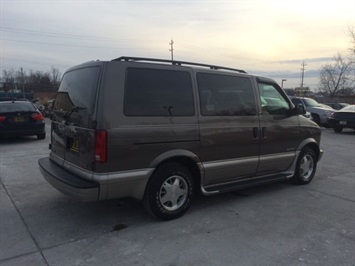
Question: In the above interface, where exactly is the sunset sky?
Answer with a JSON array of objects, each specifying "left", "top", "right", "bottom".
[{"left": 1, "top": 0, "right": 354, "bottom": 89}]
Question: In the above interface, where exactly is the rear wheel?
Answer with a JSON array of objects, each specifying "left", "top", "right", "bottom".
[
  {"left": 290, "top": 147, "right": 317, "bottom": 185},
  {"left": 333, "top": 127, "right": 343, "bottom": 133},
  {"left": 143, "top": 162, "right": 194, "bottom": 220}
]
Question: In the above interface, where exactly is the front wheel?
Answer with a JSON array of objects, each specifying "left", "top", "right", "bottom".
[
  {"left": 143, "top": 162, "right": 194, "bottom": 220},
  {"left": 290, "top": 147, "right": 317, "bottom": 185},
  {"left": 333, "top": 127, "right": 343, "bottom": 133},
  {"left": 311, "top": 114, "right": 321, "bottom": 125}
]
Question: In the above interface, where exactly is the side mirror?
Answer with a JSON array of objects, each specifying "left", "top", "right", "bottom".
[{"left": 296, "top": 104, "right": 306, "bottom": 115}]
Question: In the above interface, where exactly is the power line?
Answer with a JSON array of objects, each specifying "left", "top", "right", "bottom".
[
  {"left": 2, "top": 38, "right": 163, "bottom": 50},
  {"left": 0, "top": 26, "right": 163, "bottom": 43}
]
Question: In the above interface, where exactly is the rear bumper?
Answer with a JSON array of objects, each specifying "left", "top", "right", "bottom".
[
  {"left": 38, "top": 157, "right": 99, "bottom": 202},
  {"left": 0, "top": 124, "right": 45, "bottom": 136},
  {"left": 329, "top": 119, "right": 355, "bottom": 129}
]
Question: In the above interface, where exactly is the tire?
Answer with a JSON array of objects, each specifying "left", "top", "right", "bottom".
[
  {"left": 37, "top": 133, "right": 46, "bottom": 140},
  {"left": 143, "top": 162, "right": 194, "bottom": 220},
  {"left": 290, "top": 147, "right": 317, "bottom": 185},
  {"left": 312, "top": 114, "right": 321, "bottom": 125},
  {"left": 333, "top": 127, "right": 343, "bottom": 133}
]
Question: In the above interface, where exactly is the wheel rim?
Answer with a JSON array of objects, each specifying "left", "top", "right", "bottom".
[
  {"left": 159, "top": 175, "right": 188, "bottom": 211},
  {"left": 299, "top": 154, "right": 314, "bottom": 180}
]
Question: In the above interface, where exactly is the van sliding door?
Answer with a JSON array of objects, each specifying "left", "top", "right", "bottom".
[{"left": 197, "top": 73, "right": 259, "bottom": 186}]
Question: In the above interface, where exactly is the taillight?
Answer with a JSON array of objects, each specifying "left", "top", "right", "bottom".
[
  {"left": 95, "top": 130, "right": 107, "bottom": 163},
  {"left": 0, "top": 116, "right": 6, "bottom": 122},
  {"left": 32, "top": 112, "right": 44, "bottom": 121}
]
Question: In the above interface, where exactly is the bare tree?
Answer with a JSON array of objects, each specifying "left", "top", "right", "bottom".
[
  {"left": 318, "top": 54, "right": 353, "bottom": 97},
  {"left": 1, "top": 69, "right": 16, "bottom": 91},
  {"left": 50, "top": 66, "right": 61, "bottom": 87}
]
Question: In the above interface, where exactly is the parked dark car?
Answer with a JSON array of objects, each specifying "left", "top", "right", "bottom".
[
  {"left": 0, "top": 100, "right": 46, "bottom": 139},
  {"left": 329, "top": 105, "right": 355, "bottom": 133},
  {"left": 325, "top": 102, "right": 349, "bottom": 110}
]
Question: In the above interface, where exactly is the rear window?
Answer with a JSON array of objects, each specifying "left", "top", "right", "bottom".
[
  {"left": 54, "top": 67, "right": 101, "bottom": 114},
  {"left": 0, "top": 102, "right": 36, "bottom": 113},
  {"left": 124, "top": 68, "right": 194, "bottom": 116}
]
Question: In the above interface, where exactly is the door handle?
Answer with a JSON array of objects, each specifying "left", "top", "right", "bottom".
[
  {"left": 253, "top": 127, "right": 259, "bottom": 143},
  {"left": 261, "top": 127, "right": 267, "bottom": 140}
]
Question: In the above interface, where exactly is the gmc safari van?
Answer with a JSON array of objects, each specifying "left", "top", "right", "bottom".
[{"left": 38, "top": 57, "right": 323, "bottom": 220}]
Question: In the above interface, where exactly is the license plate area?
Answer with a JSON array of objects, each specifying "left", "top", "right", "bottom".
[
  {"left": 66, "top": 137, "right": 80, "bottom": 153},
  {"left": 14, "top": 117, "right": 25, "bottom": 122},
  {"left": 339, "top": 121, "right": 347, "bottom": 125}
]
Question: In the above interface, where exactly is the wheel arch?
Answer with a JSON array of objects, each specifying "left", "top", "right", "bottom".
[
  {"left": 148, "top": 150, "right": 202, "bottom": 190},
  {"left": 297, "top": 138, "right": 321, "bottom": 161}
]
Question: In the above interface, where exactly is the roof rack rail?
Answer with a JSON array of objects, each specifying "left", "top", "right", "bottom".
[{"left": 112, "top": 56, "right": 247, "bottom": 74}]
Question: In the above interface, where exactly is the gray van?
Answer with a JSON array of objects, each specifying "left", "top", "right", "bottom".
[{"left": 38, "top": 57, "right": 323, "bottom": 220}]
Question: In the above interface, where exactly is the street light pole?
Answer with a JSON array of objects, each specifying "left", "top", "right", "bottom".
[{"left": 281, "top": 79, "right": 287, "bottom": 89}]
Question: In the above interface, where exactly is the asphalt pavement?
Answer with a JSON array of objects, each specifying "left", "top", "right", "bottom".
[{"left": 0, "top": 120, "right": 354, "bottom": 266}]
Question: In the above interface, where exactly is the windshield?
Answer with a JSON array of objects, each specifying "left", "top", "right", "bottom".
[
  {"left": 342, "top": 105, "right": 355, "bottom": 111},
  {"left": 54, "top": 66, "right": 100, "bottom": 115},
  {"left": 303, "top": 98, "right": 320, "bottom": 107}
]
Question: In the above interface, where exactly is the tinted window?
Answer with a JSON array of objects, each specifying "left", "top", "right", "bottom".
[
  {"left": 124, "top": 68, "right": 194, "bottom": 116},
  {"left": 291, "top": 98, "right": 302, "bottom": 105},
  {"left": 0, "top": 102, "right": 36, "bottom": 113},
  {"left": 258, "top": 83, "right": 290, "bottom": 115},
  {"left": 54, "top": 67, "right": 100, "bottom": 114},
  {"left": 197, "top": 73, "right": 256, "bottom": 116}
]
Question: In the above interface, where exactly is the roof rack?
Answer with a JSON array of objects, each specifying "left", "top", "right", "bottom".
[{"left": 112, "top": 56, "right": 247, "bottom": 74}]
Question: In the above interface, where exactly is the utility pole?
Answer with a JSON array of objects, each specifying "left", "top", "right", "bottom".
[
  {"left": 169, "top": 38, "right": 174, "bottom": 61},
  {"left": 300, "top": 61, "right": 307, "bottom": 88},
  {"left": 20, "top": 67, "right": 25, "bottom": 99},
  {"left": 281, "top": 79, "right": 287, "bottom": 89}
]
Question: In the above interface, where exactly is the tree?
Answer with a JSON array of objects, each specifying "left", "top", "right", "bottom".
[
  {"left": 50, "top": 66, "right": 61, "bottom": 88},
  {"left": 1, "top": 69, "right": 16, "bottom": 91},
  {"left": 318, "top": 54, "right": 353, "bottom": 97}
]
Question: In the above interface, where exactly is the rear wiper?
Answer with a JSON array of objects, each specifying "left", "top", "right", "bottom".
[{"left": 63, "top": 106, "right": 87, "bottom": 120}]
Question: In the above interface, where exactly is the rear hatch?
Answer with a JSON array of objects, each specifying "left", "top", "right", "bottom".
[{"left": 51, "top": 65, "right": 102, "bottom": 171}]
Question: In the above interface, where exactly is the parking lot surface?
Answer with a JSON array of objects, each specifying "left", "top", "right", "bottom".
[{"left": 1, "top": 120, "right": 354, "bottom": 266}]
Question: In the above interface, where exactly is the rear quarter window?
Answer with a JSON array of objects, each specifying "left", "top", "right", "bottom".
[{"left": 124, "top": 68, "right": 194, "bottom": 116}]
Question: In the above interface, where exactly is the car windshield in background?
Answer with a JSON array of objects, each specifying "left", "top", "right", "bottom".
[
  {"left": 54, "top": 67, "right": 100, "bottom": 114},
  {"left": 342, "top": 105, "right": 355, "bottom": 111},
  {"left": 303, "top": 98, "right": 320, "bottom": 107},
  {"left": 0, "top": 102, "right": 36, "bottom": 113}
]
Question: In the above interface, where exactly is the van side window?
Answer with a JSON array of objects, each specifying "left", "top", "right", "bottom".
[
  {"left": 197, "top": 73, "right": 256, "bottom": 116},
  {"left": 258, "top": 83, "right": 290, "bottom": 115},
  {"left": 124, "top": 68, "right": 194, "bottom": 116}
]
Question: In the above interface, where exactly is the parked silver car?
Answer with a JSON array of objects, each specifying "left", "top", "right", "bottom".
[{"left": 290, "top": 97, "right": 334, "bottom": 127}]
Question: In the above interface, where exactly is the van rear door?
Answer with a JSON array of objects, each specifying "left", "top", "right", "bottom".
[{"left": 51, "top": 66, "right": 101, "bottom": 171}]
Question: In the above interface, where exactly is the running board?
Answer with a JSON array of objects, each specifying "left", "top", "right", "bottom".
[{"left": 202, "top": 174, "right": 289, "bottom": 195}]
